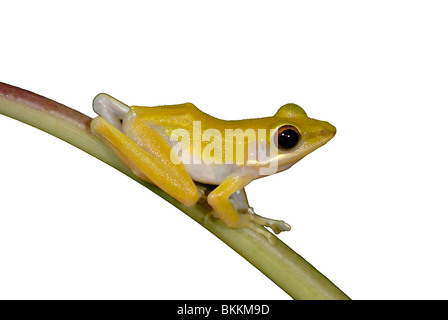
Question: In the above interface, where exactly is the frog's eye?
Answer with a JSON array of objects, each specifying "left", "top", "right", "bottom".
[{"left": 275, "top": 125, "right": 301, "bottom": 151}]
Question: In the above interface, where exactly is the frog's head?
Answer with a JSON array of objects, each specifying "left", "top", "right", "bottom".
[{"left": 249, "top": 103, "right": 336, "bottom": 174}]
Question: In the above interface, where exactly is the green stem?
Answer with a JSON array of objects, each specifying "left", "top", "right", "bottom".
[{"left": 0, "top": 82, "right": 349, "bottom": 300}]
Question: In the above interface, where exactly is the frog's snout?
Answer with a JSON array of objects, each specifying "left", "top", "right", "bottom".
[{"left": 319, "top": 122, "right": 337, "bottom": 142}]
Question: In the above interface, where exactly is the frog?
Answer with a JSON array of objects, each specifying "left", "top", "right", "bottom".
[{"left": 90, "top": 94, "right": 336, "bottom": 243}]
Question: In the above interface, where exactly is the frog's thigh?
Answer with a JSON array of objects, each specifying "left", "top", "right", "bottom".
[
  {"left": 207, "top": 173, "right": 252, "bottom": 227},
  {"left": 91, "top": 116, "right": 199, "bottom": 207}
]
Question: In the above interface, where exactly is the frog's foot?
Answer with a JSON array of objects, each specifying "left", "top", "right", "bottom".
[
  {"left": 235, "top": 209, "right": 291, "bottom": 245},
  {"left": 244, "top": 207, "right": 291, "bottom": 234}
]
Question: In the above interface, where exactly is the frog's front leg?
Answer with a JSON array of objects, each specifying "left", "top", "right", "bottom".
[
  {"left": 207, "top": 173, "right": 290, "bottom": 244},
  {"left": 230, "top": 189, "right": 291, "bottom": 235}
]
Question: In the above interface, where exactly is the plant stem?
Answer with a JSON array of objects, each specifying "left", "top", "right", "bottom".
[{"left": 0, "top": 82, "right": 350, "bottom": 300}]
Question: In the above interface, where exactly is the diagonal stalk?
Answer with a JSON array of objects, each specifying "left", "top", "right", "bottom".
[{"left": 0, "top": 82, "right": 349, "bottom": 300}]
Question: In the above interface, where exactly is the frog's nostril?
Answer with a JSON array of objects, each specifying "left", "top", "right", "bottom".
[{"left": 319, "top": 123, "right": 336, "bottom": 140}]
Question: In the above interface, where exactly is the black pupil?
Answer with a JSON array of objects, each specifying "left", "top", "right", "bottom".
[{"left": 278, "top": 128, "right": 299, "bottom": 150}]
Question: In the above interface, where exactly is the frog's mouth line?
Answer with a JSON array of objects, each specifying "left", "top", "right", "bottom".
[
  {"left": 165, "top": 121, "right": 335, "bottom": 171},
  {"left": 247, "top": 133, "right": 335, "bottom": 169}
]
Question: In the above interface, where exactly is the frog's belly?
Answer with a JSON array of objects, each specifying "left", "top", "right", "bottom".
[
  {"left": 165, "top": 137, "right": 244, "bottom": 185},
  {"left": 183, "top": 162, "right": 237, "bottom": 185}
]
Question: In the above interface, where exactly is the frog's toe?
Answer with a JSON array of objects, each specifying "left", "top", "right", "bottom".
[
  {"left": 270, "top": 221, "right": 291, "bottom": 234},
  {"left": 236, "top": 213, "right": 292, "bottom": 245},
  {"left": 251, "top": 224, "right": 277, "bottom": 245},
  {"left": 244, "top": 210, "right": 291, "bottom": 235},
  {"left": 236, "top": 215, "right": 277, "bottom": 245},
  {"left": 258, "top": 217, "right": 291, "bottom": 235}
]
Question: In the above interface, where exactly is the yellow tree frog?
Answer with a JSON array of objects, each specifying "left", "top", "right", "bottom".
[{"left": 90, "top": 94, "right": 336, "bottom": 243}]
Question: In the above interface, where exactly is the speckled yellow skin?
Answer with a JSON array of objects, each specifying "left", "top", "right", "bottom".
[
  {"left": 91, "top": 98, "right": 336, "bottom": 240},
  {"left": 125, "top": 103, "right": 334, "bottom": 166}
]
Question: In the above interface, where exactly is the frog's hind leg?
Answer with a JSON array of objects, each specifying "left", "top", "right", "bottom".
[
  {"left": 91, "top": 116, "right": 199, "bottom": 207},
  {"left": 207, "top": 174, "right": 285, "bottom": 244},
  {"left": 93, "top": 93, "right": 130, "bottom": 130}
]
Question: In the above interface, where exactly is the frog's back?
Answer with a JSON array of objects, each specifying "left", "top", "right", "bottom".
[{"left": 129, "top": 103, "right": 224, "bottom": 137}]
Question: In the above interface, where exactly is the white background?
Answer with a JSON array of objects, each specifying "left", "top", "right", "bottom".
[{"left": 0, "top": 1, "right": 447, "bottom": 300}]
